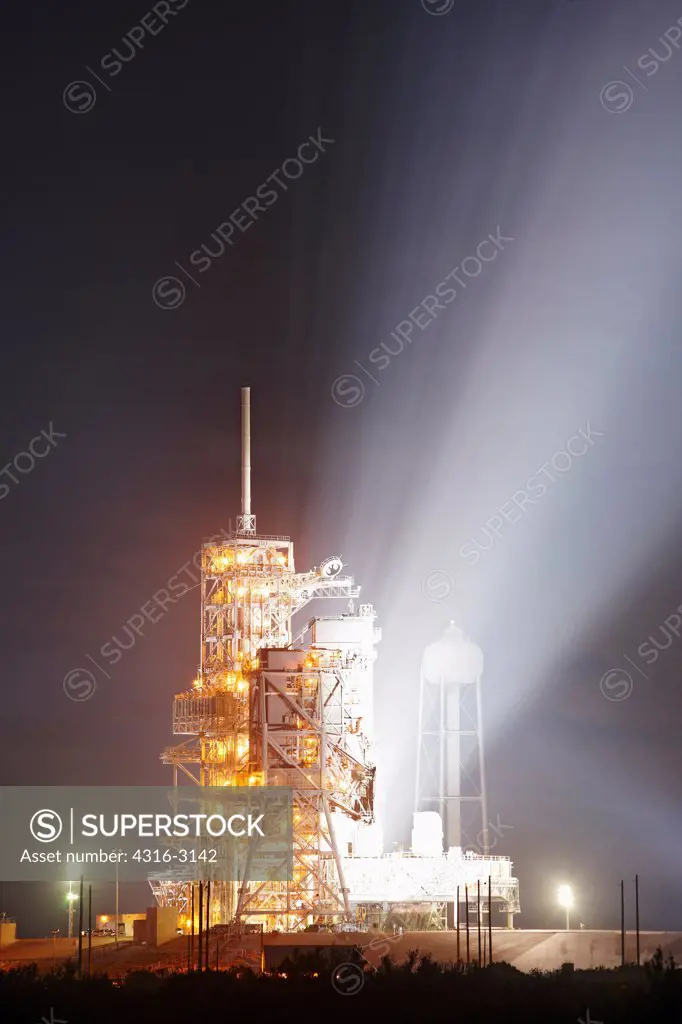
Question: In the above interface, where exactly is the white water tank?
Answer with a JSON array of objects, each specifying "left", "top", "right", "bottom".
[{"left": 421, "top": 622, "right": 482, "bottom": 687}]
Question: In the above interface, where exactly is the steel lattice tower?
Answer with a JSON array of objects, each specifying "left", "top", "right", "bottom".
[{"left": 155, "top": 388, "right": 377, "bottom": 930}]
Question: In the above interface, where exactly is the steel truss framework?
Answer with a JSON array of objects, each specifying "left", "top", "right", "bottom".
[
  {"left": 235, "top": 647, "right": 376, "bottom": 926},
  {"left": 155, "top": 527, "right": 374, "bottom": 930}
]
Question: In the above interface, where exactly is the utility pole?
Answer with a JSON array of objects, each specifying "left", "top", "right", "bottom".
[
  {"left": 186, "top": 882, "right": 191, "bottom": 972},
  {"left": 488, "top": 875, "right": 493, "bottom": 965},
  {"left": 77, "top": 877, "right": 84, "bottom": 977},
  {"left": 456, "top": 885, "right": 460, "bottom": 964},
  {"left": 88, "top": 885, "right": 92, "bottom": 976},
  {"left": 620, "top": 879, "right": 625, "bottom": 966},
  {"left": 190, "top": 885, "right": 195, "bottom": 970},
  {"left": 635, "top": 874, "right": 640, "bottom": 967},
  {"left": 465, "top": 885, "right": 470, "bottom": 963},
  {"left": 205, "top": 881, "right": 211, "bottom": 970},
  {"left": 114, "top": 853, "right": 121, "bottom": 951},
  {"left": 198, "top": 881, "right": 203, "bottom": 972},
  {"left": 477, "top": 879, "right": 482, "bottom": 967}
]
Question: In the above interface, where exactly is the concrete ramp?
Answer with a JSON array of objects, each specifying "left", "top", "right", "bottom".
[{"left": 509, "top": 930, "right": 682, "bottom": 971}]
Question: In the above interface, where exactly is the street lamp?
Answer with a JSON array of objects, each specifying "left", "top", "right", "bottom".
[
  {"left": 66, "top": 882, "right": 78, "bottom": 939},
  {"left": 557, "top": 884, "right": 574, "bottom": 931}
]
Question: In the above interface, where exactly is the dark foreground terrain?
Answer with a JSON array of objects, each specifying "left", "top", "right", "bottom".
[{"left": 1, "top": 948, "right": 681, "bottom": 1023}]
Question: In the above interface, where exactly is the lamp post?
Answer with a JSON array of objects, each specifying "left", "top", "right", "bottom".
[
  {"left": 112, "top": 849, "right": 123, "bottom": 949},
  {"left": 66, "top": 882, "right": 78, "bottom": 939},
  {"left": 557, "top": 884, "right": 574, "bottom": 931}
]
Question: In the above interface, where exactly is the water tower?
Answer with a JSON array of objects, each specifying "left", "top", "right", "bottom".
[{"left": 414, "top": 622, "right": 488, "bottom": 853}]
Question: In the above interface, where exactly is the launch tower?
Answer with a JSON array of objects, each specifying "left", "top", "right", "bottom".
[{"left": 155, "top": 388, "right": 379, "bottom": 930}]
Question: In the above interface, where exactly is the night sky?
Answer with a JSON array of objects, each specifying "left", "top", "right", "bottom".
[{"left": 2, "top": 0, "right": 682, "bottom": 936}]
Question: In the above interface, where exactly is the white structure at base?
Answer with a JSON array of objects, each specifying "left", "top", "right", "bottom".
[{"left": 343, "top": 839, "right": 519, "bottom": 906}]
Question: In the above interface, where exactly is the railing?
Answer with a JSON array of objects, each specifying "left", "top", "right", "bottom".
[{"left": 203, "top": 534, "right": 290, "bottom": 545}]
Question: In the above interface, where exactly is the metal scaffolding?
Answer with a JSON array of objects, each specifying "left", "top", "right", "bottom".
[{"left": 153, "top": 388, "right": 377, "bottom": 930}]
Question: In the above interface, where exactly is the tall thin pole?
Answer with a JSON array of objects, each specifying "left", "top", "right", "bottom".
[
  {"left": 635, "top": 874, "right": 640, "bottom": 967},
  {"left": 456, "top": 885, "right": 460, "bottom": 964},
  {"left": 88, "top": 886, "right": 92, "bottom": 976},
  {"left": 477, "top": 879, "right": 482, "bottom": 967},
  {"left": 115, "top": 859, "right": 119, "bottom": 951},
  {"left": 185, "top": 882, "right": 190, "bottom": 972},
  {"left": 190, "top": 886, "right": 195, "bottom": 971},
  {"left": 241, "top": 386, "right": 251, "bottom": 517},
  {"left": 620, "top": 879, "right": 625, "bottom": 966},
  {"left": 205, "top": 881, "right": 211, "bottom": 971},
  {"left": 465, "top": 885, "right": 470, "bottom": 963},
  {"left": 77, "top": 877, "right": 84, "bottom": 977},
  {"left": 198, "top": 881, "right": 203, "bottom": 972},
  {"left": 488, "top": 875, "right": 493, "bottom": 965}
]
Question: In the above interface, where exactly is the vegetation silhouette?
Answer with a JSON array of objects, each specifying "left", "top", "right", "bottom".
[{"left": 0, "top": 946, "right": 680, "bottom": 1022}]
